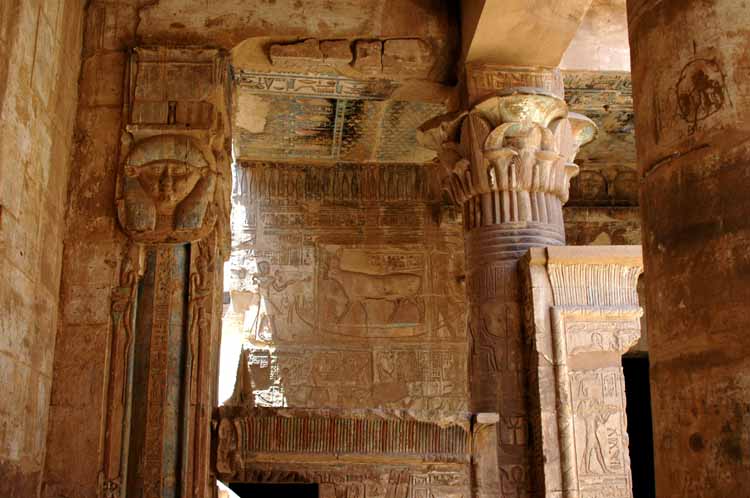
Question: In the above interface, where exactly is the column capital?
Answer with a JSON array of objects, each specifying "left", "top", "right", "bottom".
[{"left": 419, "top": 90, "right": 596, "bottom": 229}]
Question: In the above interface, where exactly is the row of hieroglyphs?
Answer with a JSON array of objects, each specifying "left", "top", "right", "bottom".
[
  {"left": 231, "top": 162, "right": 450, "bottom": 245},
  {"left": 233, "top": 162, "right": 435, "bottom": 207},
  {"left": 227, "top": 345, "right": 468, "bottom": 412}
]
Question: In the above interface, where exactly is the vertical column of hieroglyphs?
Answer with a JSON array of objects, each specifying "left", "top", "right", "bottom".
[
  {"left": 101, "top": 47, "right": 231, "bottom": 498},
  {"left": 419, "top": 65, "right": 597, "bottom": 497}
]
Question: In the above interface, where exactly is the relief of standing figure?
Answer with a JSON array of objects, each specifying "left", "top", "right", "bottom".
[
  {"left": 250, "top": 261, "right": 309, "bottom": 341},
  {"left": 578, "top": 397, "right": 619, "bottom": 475}
]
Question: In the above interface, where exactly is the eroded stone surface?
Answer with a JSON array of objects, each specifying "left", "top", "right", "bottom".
[
  {"left": 629, "top": 0, "right": 750, "bottom": 495},
  {"left": 0, "top": 0, "right": 85, "bottom": 494}
]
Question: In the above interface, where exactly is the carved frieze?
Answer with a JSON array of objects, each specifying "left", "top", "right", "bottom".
[
  {"left": 216, "top": 411, "right": 469, "bottom": 464},
  {"left": 220, "top": 462, "right": 470, "bottom": 498},
  {"left": 466, "top": 64, "right": 565, "bottom": 104},
  {"left": 213, "top": 408, "right": 471, "bottom": 496},
  {"left": 236, "top": 70, "right": 399, "bottom": 100}
]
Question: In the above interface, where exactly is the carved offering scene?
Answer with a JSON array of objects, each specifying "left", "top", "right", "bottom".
[{"left": 219, "top": 161, "right": 468, "bottom": 417}]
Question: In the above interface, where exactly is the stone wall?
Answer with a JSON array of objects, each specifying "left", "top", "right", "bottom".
[
  {"left": 222, "top": 162, "right": 468, "bottom": 416},
  {"left": 40, "top": 2, "right": 140, "bottom": 496},
  {"left": 0, "top": 0, "right": 85, "bottom": 496}
]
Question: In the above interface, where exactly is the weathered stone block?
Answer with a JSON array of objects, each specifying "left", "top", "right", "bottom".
[
  {"left": 82, "top": 2, "right": 137, "bottom": 55},
  {"left": 83, "top": 2, "right": 138, "bottom": 57},
  {"left": 62, "top": 283, "right": 112, "bottom": 325},
  {"left": 48, "top": 324, "right": 108, "bottom": 408},
  {"left": 353, "top": 39, "right": 382, "bottom": 73},
  {"left": 269, "top": 39, "right": 323, "bottom": 67},
  {"left": 79, "top": 51, "right": 125, "bottom": 107},
  {"left": 382, "top": 39, "right": 434, "bottom": 78},
  {"left": 320, "top": 39, "right": 352, "bottom": 66},
  {"left": 32, "top": 289, "right": 58, "bottom": 377},
  {"left": 0, "top": 262, "right": 35, "bottom": 365},
  {"left": 31, "top": 14, "right": 58, "bottom": 107},
  {"left": 0, "top": 358, "right": 30, "bottom": 459},
  {"left": 1, "top": 177, "right": 42, "bottom": 279},
  {"left": 43, "top": 404, "right": 101, "bottom": 491}
]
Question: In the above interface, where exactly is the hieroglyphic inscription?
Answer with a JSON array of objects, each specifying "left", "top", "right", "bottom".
[
  {"left": 238, "top": 162, "right": 432, "bottom": 206},
  {"left": 571, "top": 368, "right": 631, "bottom": 497},
  {"left": 564, "top": 71, "right": 633, "bottom": 111},
  {"left": 221, "top": 463, "right": 470, "bottom": 498},
  {"left": 143, "top": 247, "right": 172, "bottom": 497},
  {"left": 230, "top": 346, "right": 468, "bottom": 412},
  {"left": 236, "top": 70, "right": 399, "bottom": 100},
  {"left": 466, "top": 63, "right": 564, "bottom": 102}
]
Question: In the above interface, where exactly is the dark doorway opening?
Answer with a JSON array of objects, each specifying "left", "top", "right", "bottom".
[
  {"left": 622, "top": 354, "right": 656, "bottom": 498},
  {"left": 229, "top": 483, "right": 319, "bottom": 498}
]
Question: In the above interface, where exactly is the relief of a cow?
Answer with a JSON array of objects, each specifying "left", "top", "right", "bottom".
[{"left": 322, "top": 252, "right": 424, "bottom": 325}]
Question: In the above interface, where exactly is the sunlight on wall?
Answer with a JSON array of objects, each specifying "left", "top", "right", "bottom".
[
  {"left": 217, "top": 163, "right": 290, "bottom": 407},
  {"left": 217, "top": 480, "right": 241, "bottom": 498}
]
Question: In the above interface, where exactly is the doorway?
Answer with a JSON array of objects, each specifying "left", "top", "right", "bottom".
[
  {"left": 228, "top": 483, "right": 319, "bottom": 498},
  {"left": 622, "top": 354, "right": 656, "bottom": 498}
]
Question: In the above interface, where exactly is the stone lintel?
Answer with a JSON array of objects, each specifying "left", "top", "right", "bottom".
[{"left": 460, "top": 0, "right": 594, "bottom": 67}]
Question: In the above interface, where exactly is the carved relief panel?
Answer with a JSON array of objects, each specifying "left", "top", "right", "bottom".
[
  {"left": 213, "top": 408, "right": 472, "bottom": 497},
  {"left": 521, "top": 247, "right": 643, "bottom": 498},
  {"left": 103, "top": 47, "right": 231, "bottom": 498},
  {"left": 224, "top": 161, "right": 468, "bottom": 415},
  {"left": 116, "top": 47, "right": 231, "bottom": 246},
  {"left": 570, "top": 366, "right": 631, "bottom": 497}
]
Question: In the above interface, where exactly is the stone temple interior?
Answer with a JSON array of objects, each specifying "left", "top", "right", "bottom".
[{"left": 1, "top": 0, "right": 748, "bottom": 497}]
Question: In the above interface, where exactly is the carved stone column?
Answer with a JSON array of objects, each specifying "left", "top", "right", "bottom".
[
  {"left": 419, "top": 65, "right": 596, "bottom": 497},
  {"left": 521, "top": 246, "right": 643, "bottom": 498},
  {"left": 628, "top": 1, "right": 750, "bottom": 494},
  {"left": 100, "top": 47, "right": 231, "bottom": 498}
]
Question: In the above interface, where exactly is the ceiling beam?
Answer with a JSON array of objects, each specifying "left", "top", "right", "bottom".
[{"left": 461, "top": 0, "right": 595, "bottom": 67}]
